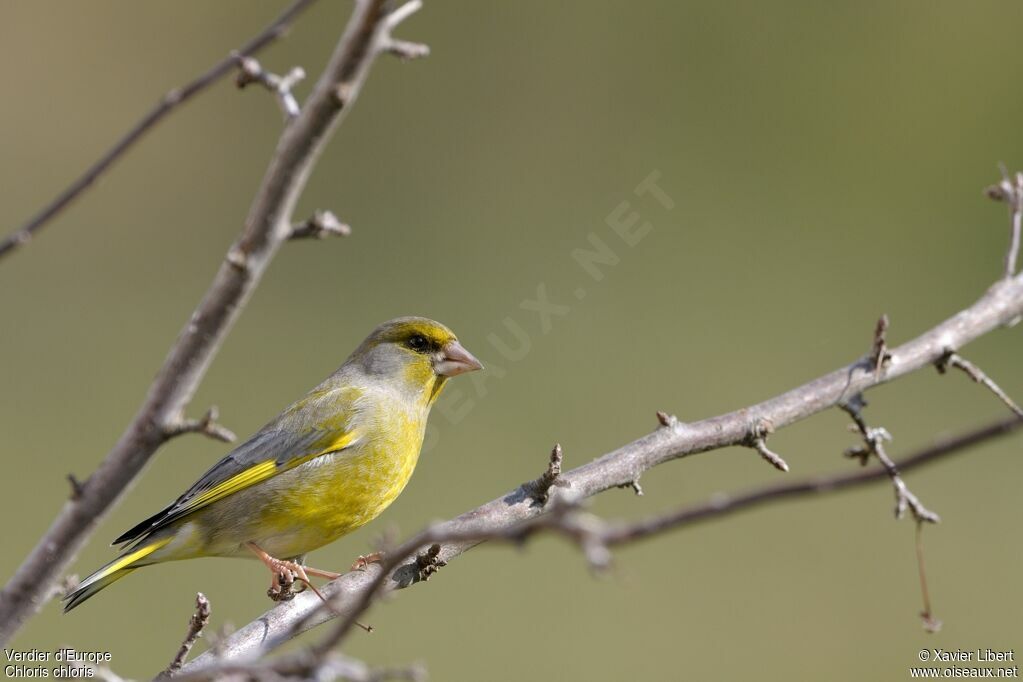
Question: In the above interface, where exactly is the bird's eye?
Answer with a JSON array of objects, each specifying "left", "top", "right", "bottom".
[{"left": 406, "top": 334, "right": 430, "bottom": 353}]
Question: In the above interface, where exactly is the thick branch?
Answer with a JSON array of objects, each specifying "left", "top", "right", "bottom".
[
  {"left": 185, "top": 413, "right": 1022, "bottom": 673},
  {"left": 175, "top": 652, "right": 425, "bottom": 682},
  {"left": 0, "top": 0, "right": 426, "bottom": 644},
  {"left": 184, "top": 274, "right": 1023, "bottom": 666},
  {"left": 0, "top": 0, "right": 318, "bottom": 261},
  {"left": 184, "top": 271, "right": 1023, "bottom": 669}
]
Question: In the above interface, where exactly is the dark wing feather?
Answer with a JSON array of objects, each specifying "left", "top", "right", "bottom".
[{"left": 112, "top": 387, "right": 360, "bottom": 547}]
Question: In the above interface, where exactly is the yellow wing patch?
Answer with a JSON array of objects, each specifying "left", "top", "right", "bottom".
[
  {"left": 89, "top": 536, "right": 172, "bottom": 585},
  {"left": 185, "top": 460, "right": 279, "bottom": 512},
  {"left": 175, "top": 429, "right": 361, "bottom": 519}
]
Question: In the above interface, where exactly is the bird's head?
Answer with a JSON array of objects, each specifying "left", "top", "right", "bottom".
[{"left": 350, "top": 317, "right": 483, "bottom": 404}]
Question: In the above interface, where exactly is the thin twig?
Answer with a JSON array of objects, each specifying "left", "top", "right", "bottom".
[
  {"left": 234, "top": 54, "right": 306, "bottom": 120},
  {"left": 182, "top": 414, "right": 1022, "bottom": 672},
  {"left": 841, "top": 397, "right": 939, "bottom": 523},
  {"left": 746, "top": 419, "right": 789, "bottom": 472},
  {"left": 986, "top": 167, "right": 1023, "bottom": 278},
  {"left": 936, "top": 350, "right": 1023, "bottom": 418},
  {"left": 164, "top": 406, "right": 237, "bottom": 444},
  {"left": 290, "top": 210, "right": 352, "bottom": 240},
  {"left": 871, "top": 313, "right": 893, "bottom": 378},
  {"left": 0, "top": 0, "right": 429, "bottom": 645},
  {"left": 160, "top": 593, "right": 212, "bottom": 678},
  {"left": 915, "top": 522, "right": 942, "bottom": 633},
  {"left": 0, "top": 0, "right": 319, "bottom": 261}
]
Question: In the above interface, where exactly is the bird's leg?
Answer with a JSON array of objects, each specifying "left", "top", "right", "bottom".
[
  {"left": 303, "top": 565, "right": 342, "bottom": 579},
  {"left": 246, "top": 543, "right": 375, "bottom": 632},
  {"left": 247, "top": 543, "right": 331, "bottom": 605},
  {"left": 350, "top": 551, "right": 385, "bottom": 572},
  {"left": 286, "top": 556, "right": 340, "bottom": 586}
]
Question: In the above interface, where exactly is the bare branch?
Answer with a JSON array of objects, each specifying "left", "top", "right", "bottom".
[
  {"left": 175, "top": 651, "right": 426, "bottom": 682},
  {"left": 871, "top": 313, "right": 893, "bottom": 378},
  {"left": 164, "top": 405, "right": 237, "bottom": 444},
  {"left": 0, "top": 0, "right": 319, "bottom": 262},
  {"left": 986, "top": 167, "right": 1023, "bottom": 278},
  {"left": 617, "top": 478, "right": 644, "bottom": 496},
  {"left": 184, "top": 411, "right": 1023, "bottom": 672},
  {"left": 655, "top": 410, "right": 679, "bottom": 427},
  {"left": 746, "top": 418, "right": 789, "bottom": 472},
  {"left": 600, "top": 415, "right": 1020, "bottom": 544},
  {"left": 290, "top": 210, "right": 352, "bottom": 240},
  {"left": 160, "top": 593, "right": 212, "bottom": 679},
  {"left": 915, "top": 523, "right": 942, "bottom": 633},
  {"left": 936, "top": 350, "right": 1023, "bottom": 418},
  {"left": 522, "top": 444, "right": 567, "bottom": 505},
  {"left": 234, "top": 54, "right": 306, "bottom": 120},
  {"left": 0, "top": 0, "right": 430, "bottom": 645},
  {"left": 380, "top": 0, "right": 430, "bottom": 60},
  {"left": 66, "top": 473, "right": 86, "bottom": 500},
  {"left": 841, "top": 397, "right": 939, "bottom": 524}
]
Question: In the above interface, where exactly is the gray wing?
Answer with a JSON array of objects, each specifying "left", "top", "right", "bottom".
[{"left": 112, "top": 387, "right": 359, "bottom": 547}]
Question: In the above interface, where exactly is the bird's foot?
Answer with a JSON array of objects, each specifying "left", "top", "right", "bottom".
[
  {"left": 247, "top": 543, "right": 331, "bottom": 606},
  {"left": 267, "top": 569, "right": 306, "bottom": 601},
  {"left": 350, "top": 551, "right": 385, "bottom": 572}
]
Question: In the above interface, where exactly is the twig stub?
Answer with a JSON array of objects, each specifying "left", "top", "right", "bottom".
[
  {"left": 66, "top": 474, "right": 86, "bottom": 500},
  {"left": 656, "top": 410, "right": 679, "bottom": 427},
  {"left": 165, "top": 406, "right": 237, "bottom": 444},
  {"left": 161, "top": 592, "right": 212, "bottom": 678},
  {"left": 870, "top": 314, "right": 893, "bottom": 378},
  {"left": 523, "top": 444, "right": 569, "bottom": 505},
  {"left": 415, "top": 544, "right": 446, "bottom": 582},
  {"left": 746, "top": 419, "right": 790, "bottom": 473},
  {"left": 290, "top": 210, "right": 352, "bottom": 240}
]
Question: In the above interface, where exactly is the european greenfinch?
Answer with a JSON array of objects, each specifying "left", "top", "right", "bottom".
[{"left": 64, "top": 317, "right": 482, "bottom": 611}]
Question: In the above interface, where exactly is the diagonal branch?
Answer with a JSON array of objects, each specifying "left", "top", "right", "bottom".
[
  {"left": 936, "top": 350, "right": 1023, "bottom": 418},
  {"left": 0, "top": 0, "right": 428, "bottom": 645},
  {"left": 184, "top": 414, "right": 1022, "bottom": 674},
  {"left": 184, "top": 265, "right": 1023, "bottom": 668},
  {"left": 840, "top": 396, "right": 938, "bottom": 523},
  {"left": 184, "top": 173, "right": 1023, "bottom": 670},
  {"left": 0, "top": 0, "right": 319, "bottom": 262}
]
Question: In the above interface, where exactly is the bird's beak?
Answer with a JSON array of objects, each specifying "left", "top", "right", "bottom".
[{"left": 434, "top": 340, "right": 484, "bottom": 377}]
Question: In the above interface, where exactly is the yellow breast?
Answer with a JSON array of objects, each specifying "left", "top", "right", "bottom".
[{"left": 254, "top": 402, "right": 427, "bottom": 554}]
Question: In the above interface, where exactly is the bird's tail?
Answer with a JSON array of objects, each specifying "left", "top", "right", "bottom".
[{"left": 62, "top": 538, "right": 171, "bottom": 612}]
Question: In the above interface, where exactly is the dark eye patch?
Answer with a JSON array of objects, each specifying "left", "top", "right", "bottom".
[{"left": 406, "top": 334, "right": 431, "bottom": 353}]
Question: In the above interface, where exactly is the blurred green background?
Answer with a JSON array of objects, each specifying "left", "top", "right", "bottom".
[{"left": 2, "top": 1, "right": 1021, "bottom": 679}]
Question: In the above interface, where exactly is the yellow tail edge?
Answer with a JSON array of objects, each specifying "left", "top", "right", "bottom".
[{"left": 62, "top": 538, "right": 170, "bottom": 612}]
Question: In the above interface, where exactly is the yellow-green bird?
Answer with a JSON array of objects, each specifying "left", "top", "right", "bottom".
[{"left": 64, "top": 317, "right": 482, "bottom": 611}]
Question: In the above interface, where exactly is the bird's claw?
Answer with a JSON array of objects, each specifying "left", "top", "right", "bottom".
[{"left": 268, "top": 569, "right": 299, "bottom": 601}]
